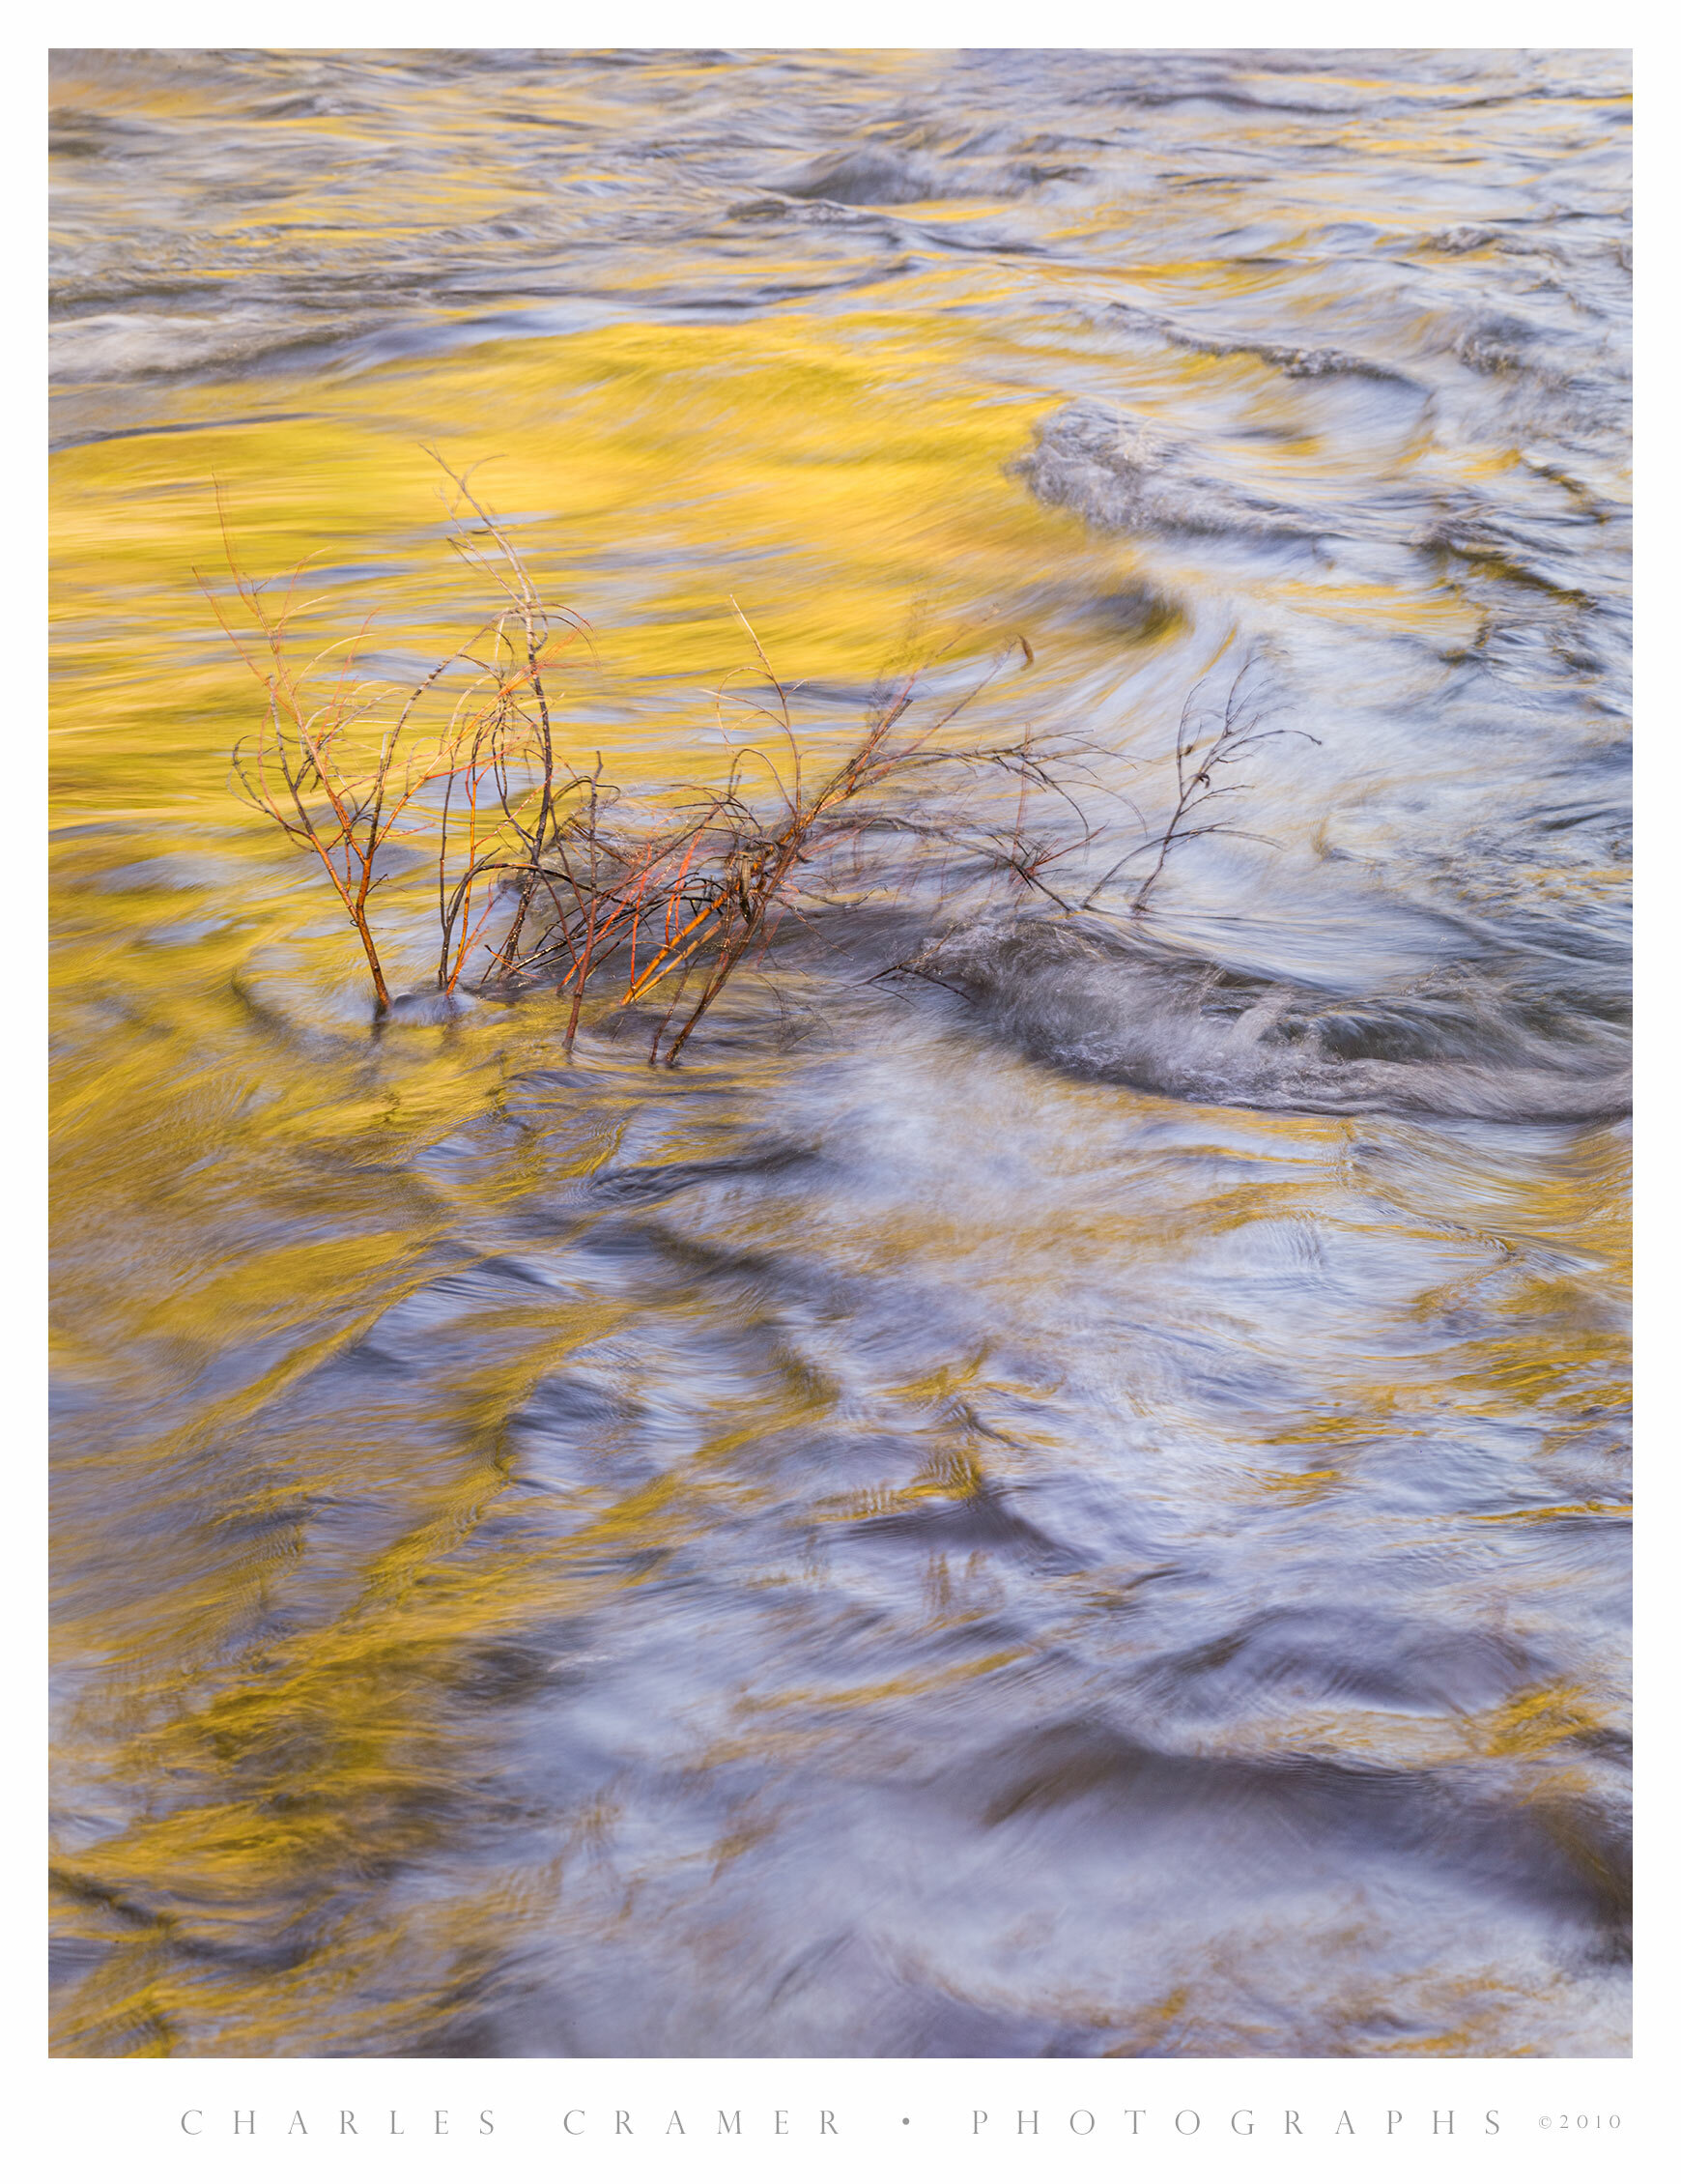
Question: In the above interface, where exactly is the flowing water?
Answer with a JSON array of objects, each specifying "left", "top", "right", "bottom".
[{"left": 48, "top": 47, "right": 1632, "bottom": 2058}]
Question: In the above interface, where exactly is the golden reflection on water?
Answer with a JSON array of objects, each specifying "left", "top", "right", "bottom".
[{"left": 52, "top": 47, "right": 1630, "bottom": 2059}]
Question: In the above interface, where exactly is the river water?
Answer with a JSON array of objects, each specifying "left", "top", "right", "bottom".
[{"left": 49, "top": 47, "right": 1632, "bottom": 2058}]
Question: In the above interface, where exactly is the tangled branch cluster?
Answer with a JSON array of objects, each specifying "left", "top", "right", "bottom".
[
  {"left": 213, "top": 460, "right": 1089, "bottom": 1061},
  {"left": 213, "top": 461, "right": 1298, "bottom": 1061}
]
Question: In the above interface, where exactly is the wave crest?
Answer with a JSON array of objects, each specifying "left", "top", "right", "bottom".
[{"left": 917, "top": 915, "right": 1630, "bottom": 1122}]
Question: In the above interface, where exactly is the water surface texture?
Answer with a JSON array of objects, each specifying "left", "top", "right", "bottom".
[{"left": 49, "top": 47, "right": 1632, "bottom": 2057}]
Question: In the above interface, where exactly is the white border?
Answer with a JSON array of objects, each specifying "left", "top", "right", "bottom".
[{"left": 32, "top": 9, "right": 1650, "bottom": 50}]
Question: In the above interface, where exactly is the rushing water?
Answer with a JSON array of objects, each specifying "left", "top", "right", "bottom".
[{"left": 49, "top": 48, "right": 1632, "bottom": 2058}]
